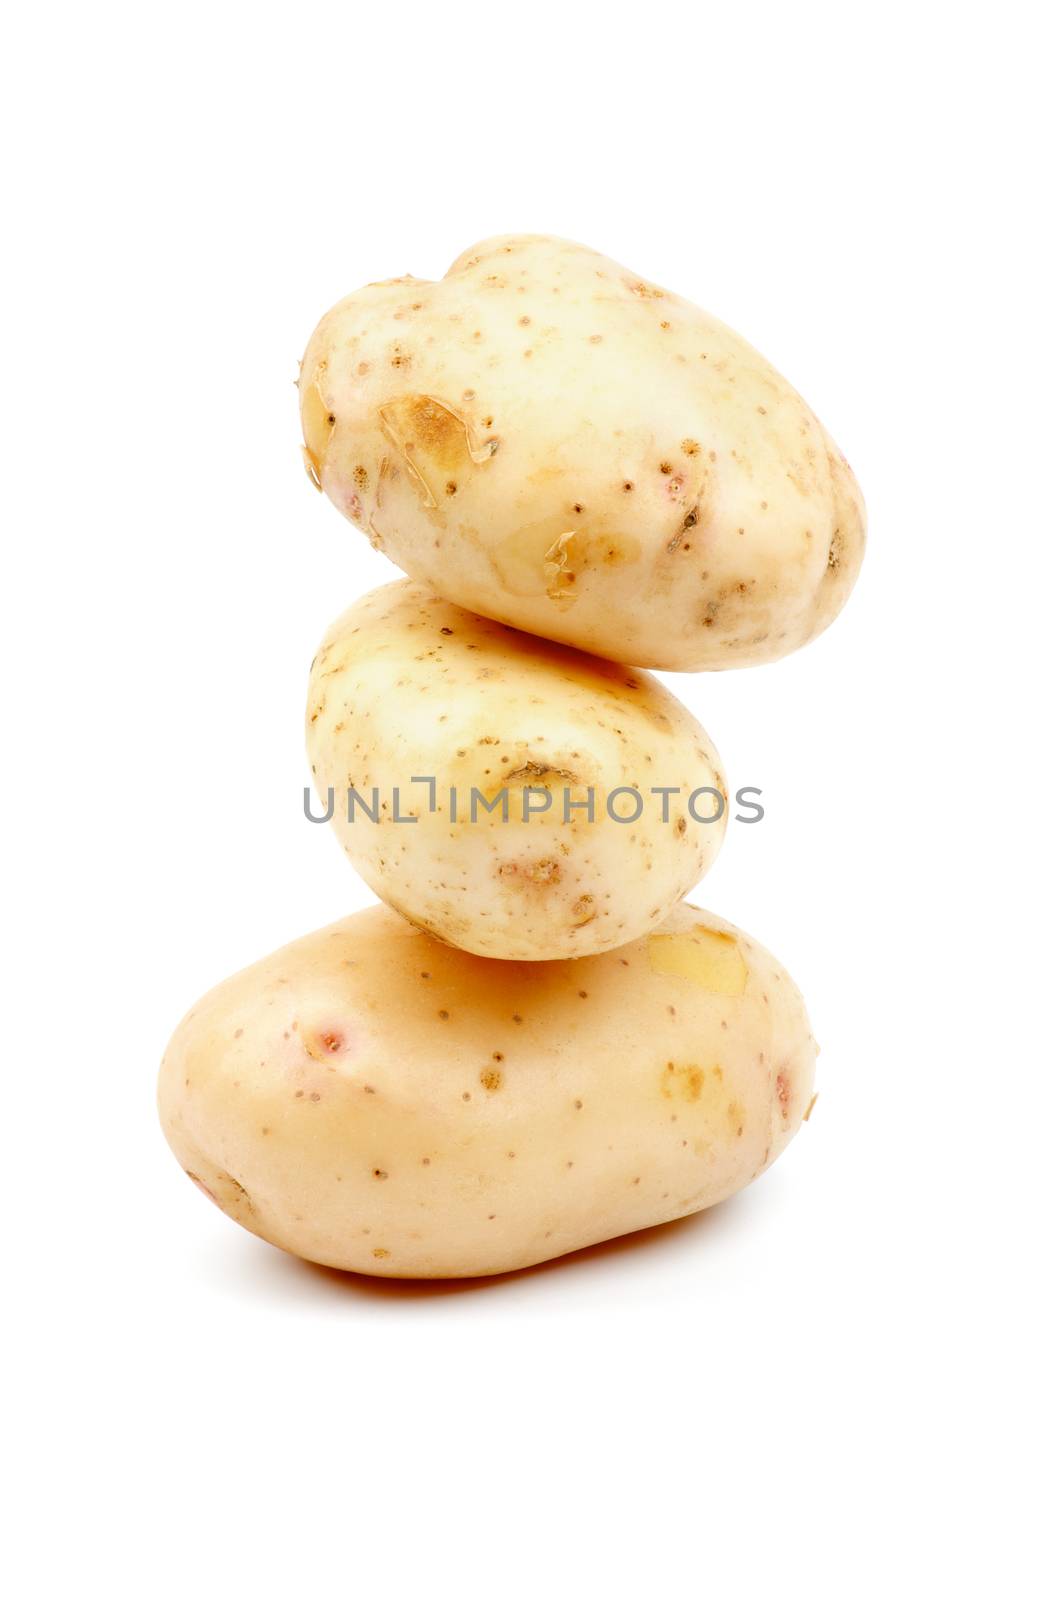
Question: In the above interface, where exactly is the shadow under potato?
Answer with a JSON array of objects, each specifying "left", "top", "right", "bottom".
[{"left": 212, "top": 1191, "right": 752, "bottom": 1305}]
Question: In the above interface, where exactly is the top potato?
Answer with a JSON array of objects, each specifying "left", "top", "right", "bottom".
[{"left": 300, "top": 234, "right": 865, "bottom": 670}]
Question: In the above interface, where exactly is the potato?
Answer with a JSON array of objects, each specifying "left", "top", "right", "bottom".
[
  {"left": 299, "top": 233, "right": 865, "bottom": 671},
  {"left": 158, "top": 903, "right": 817, "bottom": 1278},
  {"left": 306, "top": 580, "right": 726, "bottom": 959}
]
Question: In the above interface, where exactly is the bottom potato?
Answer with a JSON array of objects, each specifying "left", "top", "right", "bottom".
[{"left": 159, "top": 903, "right": 817, "bottom": 1277}]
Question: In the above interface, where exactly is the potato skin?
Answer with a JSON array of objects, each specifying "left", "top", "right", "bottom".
[
  {"left": 306, "top": 581, "right": 726, "bottom": 959},
  {"left": 158, "top": 904, "right": 817, "bottom": 1278},
  {"left": 299, "top": 234, "right": 865, "bottom": 671}
]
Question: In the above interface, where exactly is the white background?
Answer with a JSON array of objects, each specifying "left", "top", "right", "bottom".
[{"left": 3, "top": 4, "right": 1057, "bottom": 1595}]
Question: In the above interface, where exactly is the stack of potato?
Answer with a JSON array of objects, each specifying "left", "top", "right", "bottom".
[{"left": 159, "top": 236, "right": 865, "bottom": 1277}]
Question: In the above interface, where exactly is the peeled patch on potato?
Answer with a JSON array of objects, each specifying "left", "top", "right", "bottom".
[
  {"left": 299, "top": 234, "right": 865, "bottom": 670},
  {"left": 306, "top": 581, "right": 727, "bottom": 959},
  {"left": 158, "top": 903, "right": 817, "bottom": 1278}
]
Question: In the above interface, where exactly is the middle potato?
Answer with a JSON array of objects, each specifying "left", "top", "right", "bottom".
[{"left": 307, "top": 581, "right": 727, "bottom": 960}]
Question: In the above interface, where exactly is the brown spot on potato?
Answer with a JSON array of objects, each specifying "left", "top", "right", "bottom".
[
  {"left": 479, "top": 1067, "right": 503, "bottom": 1092},
  {"left": 378, "top": 393, "right": 496, "bottom": 508},
  {"left": 661, "top": 1062, "right": 705, "bottom": 1102},
  {"left": 499, "top": 857, "right": 562, "bottom": 886},
  {"left": 503, "top": 759, "right": 578, "bottom": 786},
  {"left": 589, "top": 531, "right": 640, "bottom": 567}
]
